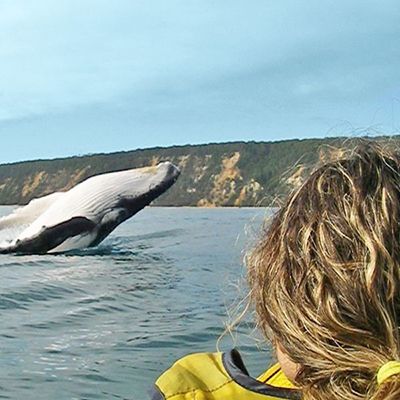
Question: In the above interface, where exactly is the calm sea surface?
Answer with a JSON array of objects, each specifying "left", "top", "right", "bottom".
[{"left": 0, "top": 206, "right": 274, "bottom": 399}]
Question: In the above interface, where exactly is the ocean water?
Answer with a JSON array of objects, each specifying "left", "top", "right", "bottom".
[{"left": 0, "top": 206, "right": 274, "bottom": 399}]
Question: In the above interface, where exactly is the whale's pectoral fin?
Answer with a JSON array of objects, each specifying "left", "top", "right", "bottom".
[
  {"left": 10, "top": 216, "right": 97, "bottom": 254},
  {"left": 89, "top": 208, "right": 129, "bottom": 247}
]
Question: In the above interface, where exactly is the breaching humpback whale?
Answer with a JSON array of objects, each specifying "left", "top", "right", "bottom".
[{"left": 0, "top": 162, "right": 180, "bottom": 254}]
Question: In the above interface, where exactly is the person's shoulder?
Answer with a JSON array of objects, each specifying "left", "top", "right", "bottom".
[
  {"left": 257, "top": 363, "right": 297, "bottom": 389},
  {"left": 150, "top": 349, "right": 301, "bottom": 400},
  {"left": 155, "top": 351, "right": 228, "bottom": 396}
]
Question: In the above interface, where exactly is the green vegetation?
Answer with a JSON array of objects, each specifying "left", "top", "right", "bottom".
[{"left": 0, "top": 137, "right": 395, "bottom": 206}]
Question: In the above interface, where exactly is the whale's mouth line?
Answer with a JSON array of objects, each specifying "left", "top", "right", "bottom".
[{"left": 114, "top": 170, "right": 179, "bottom": 215}]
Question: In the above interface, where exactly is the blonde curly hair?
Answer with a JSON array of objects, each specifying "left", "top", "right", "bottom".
[{"left": 247, "top": 141, "right": 400, "bottom": 400}]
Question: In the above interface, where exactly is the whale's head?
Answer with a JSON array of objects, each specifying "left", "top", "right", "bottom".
[
  {"left": 80, "top": 161, "right": 180, "bottom": 207},
  {"left": 81, "top": 161, "right": 180, "bottom": 248},
  {"left": 138, "top": 161, "right": 181, "bottom": 190},
  {"left": 113, "top": 161, "right": 180, "bottom": 208}
]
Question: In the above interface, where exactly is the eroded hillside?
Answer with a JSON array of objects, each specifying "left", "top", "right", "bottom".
[{"left": 0, "top": 138, "right": 359, "bottom": 206}]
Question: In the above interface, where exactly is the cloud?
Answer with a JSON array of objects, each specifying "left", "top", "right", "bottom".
[{"left": 0, "top": 0, "right": 399, "bottom": 161}]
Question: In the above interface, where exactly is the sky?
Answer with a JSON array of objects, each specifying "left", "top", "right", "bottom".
[{"left": 0, "top": 0, "right": 399, "bottom": 163}]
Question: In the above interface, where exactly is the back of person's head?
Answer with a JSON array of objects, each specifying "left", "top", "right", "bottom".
[{"left": 247, "top": 140, "right": 400, "bottom": 399}]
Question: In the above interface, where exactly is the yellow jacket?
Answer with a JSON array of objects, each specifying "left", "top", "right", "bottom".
[{"left": 151, "top": 349, "right": 301, "bottom": 399}]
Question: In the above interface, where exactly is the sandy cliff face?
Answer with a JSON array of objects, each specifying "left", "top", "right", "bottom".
[
  {"left": 196, "top": 152, "right": 262, "bottom": 206},
  {"left": 0, "top": 151, "right": 264, "bottom": 206},
  {"left": 0, "top": 139, "right": 333, "bottom": 206}
]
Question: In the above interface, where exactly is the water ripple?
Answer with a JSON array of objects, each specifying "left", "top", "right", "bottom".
[{"left": 0, "top": 207, "right": 269, "bottom": 399}]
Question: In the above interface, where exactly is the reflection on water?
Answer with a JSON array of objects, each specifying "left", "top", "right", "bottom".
[{"left": 0, "top": 207, "right": 273, "bottom": 399}]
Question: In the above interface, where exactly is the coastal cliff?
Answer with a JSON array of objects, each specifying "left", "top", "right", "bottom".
[{"left": 0, "top": 137, "right": 377, "bottom": 206}]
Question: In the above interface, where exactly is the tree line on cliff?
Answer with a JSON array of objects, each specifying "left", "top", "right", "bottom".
[{"left": 0, "top": 137, "right": 395, "bottom": 206}]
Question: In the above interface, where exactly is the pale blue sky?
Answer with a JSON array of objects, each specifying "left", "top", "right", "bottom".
[{"left": 0, "top": 0, "right": 399, "bottom": 163}]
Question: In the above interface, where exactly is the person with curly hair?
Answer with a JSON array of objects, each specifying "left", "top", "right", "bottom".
[{"left": 153, "top": 141, "right": 400, "bottom": 400}]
